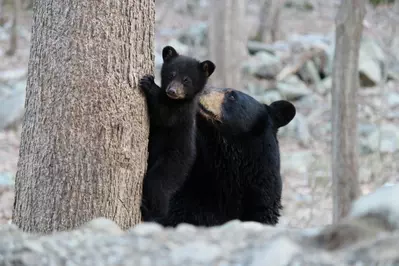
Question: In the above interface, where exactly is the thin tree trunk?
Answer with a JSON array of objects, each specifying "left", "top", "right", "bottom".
[
  {"left": 331, "top": 0, "right": 365, "bottom": 223},
  {"left": 6, "top": 0, "right": 20, "bottom": 56},
  {"left": 12, "top": 0, "right": 154, "bottom": 233},
  {"left": 22, "top": 0, "right": 33, "bottom": 9},
  {"left": 0, "top": 0, "right": 4, "bottom": 26},
  {"left": 257, "top": 0, "right": 284, "bottom": 43},
  {"left": 209, "top": 0, "right": 247, "bottom": 89}
]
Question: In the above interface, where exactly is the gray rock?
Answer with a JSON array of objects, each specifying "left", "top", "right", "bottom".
[
  {"left": 385, "top": 110, "right": 399, "bottom": 119},
  {"left": 307, "top": 185, "right": 399, "bottom": 254},
  {"left": 0, "top": 80, "right": 26, "bottom": 131},
  {"left": 0, "top": 68, "right": 27, "bottom": 81},
  {"left": 358, "top": 123, "right": 377, "bottom": 137},
  {"left": 295, "top": 94, "right": 324, "bottom": 109},
  {"left": 358, "top": 37, "right": 385, "bottom": 87},
  {"left": 247, "top": 40, "right": 290, "bottom": 55},
  {"left": 245, "top": 80, "right": 271, "bottom": 95},
  {"left": 0, "top": 172, "right": 14, "bottom": 186},
  {"left": 388, "top": 64, "right": 399, "bottom": 81},
  {"left": 0, "top": 83, "right": 12, "bottom": 98},
  {"left": 280, "top": 150, "right": 314, "bottom": 174},
  {"left": 253, "top": 90, "right": 283, "bottom": 104},
  {"left": 178, "top": 22, "right": 208, "bottom": 47},
  {"left": 242, "top": 51, "right": 282, "bottom": 79},
  {"left": 387, "top": 92, "right": 399, "bottom": 108},
  {"left": 359, "top": 54, "right": 382, "bottom": 87},
  {"left": 360, "top": 36, "right": 385, "bottom": 62},
  {"left": 2, "top": 185, "right": 399, "bottom": 265},
  {"left": 320, "top": 76, "right": 332, "bottom": 95},
  {"left": 276, "top": 75, "right": 312, "bottom": 100},
  {"left": 279, "top": 112, "right": 311, "bottom": 147},
  {"left": 297, "top": 60, "right": 322, "bottom": 89},
  {"left": 366, "top": 124, "right": 399, "bottom": 153}
]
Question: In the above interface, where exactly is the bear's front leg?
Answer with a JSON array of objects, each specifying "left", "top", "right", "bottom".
[
  {"left": 141, "top": 177, "right": 169, "bottom": 221},
  {"left": 139, "top": 74, "right": 161, "bottom": 96}
]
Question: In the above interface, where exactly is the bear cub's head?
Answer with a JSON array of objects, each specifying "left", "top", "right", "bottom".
[
  {"left": 199, "top": 88, "right": 296, "bottom": 136},
  {"left": 161, "top": 46, "right": 215, "bottom": 100}
]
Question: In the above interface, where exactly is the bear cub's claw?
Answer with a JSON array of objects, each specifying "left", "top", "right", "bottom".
[{"left": 140, "top": 75, "right": 155, "bottom": 92}]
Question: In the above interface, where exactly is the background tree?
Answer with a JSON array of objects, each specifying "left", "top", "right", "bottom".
[
  {"left": 208, "top": 0, "right": 247, "bottom": 89},
  {"left": 5, "top": 0, "right": 20, "bottom": 56},
  {"left": 12, "top": 0, "right": 155, "bottom": 233},
  {"left": 331, "top": 0, "right": 366, "bottom": 222},
  {"left": 256, "top": 0, "right": 284, "bottom": 43}
]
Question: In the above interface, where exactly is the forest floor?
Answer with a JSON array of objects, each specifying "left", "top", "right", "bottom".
[{"left": 1, "top": 0, "right": 398, "bottom": 228}]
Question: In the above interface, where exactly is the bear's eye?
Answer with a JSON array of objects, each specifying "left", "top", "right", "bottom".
[
  {"left": 183, "top": 77, "right": 191, "bottom": 84},
  {"left": 169, "top": 72, "right": 177, "bottom": 79},
  {"left": 228, "top": 91, "right": 237, "bottom": 101}
]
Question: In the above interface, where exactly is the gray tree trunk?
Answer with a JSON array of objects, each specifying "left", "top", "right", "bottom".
[
  {"left": 6, "top": 0, "right": 21, "bottom": 56},
  {"left": 257, "top": 0, "right": 284, "bottom": 43},
  {"left": 12, "top": 0, "right": 154, "bottom": 233},
  {"left": 209, "top": 0, "right": 247, "bottom": 89},
  {"left": 331, "top": 0, "right": 365, "bottom": 223}
]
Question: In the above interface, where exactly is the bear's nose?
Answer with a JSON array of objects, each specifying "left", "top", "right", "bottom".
[
  {"left": 166, "top": 87, "right": 176, "bottom": 95},
  {"left": 166, "top": 87, "right": 177, "bottom": 97},
  {"left": 166, "top": 86, "right": 183, "bottom": 99}
]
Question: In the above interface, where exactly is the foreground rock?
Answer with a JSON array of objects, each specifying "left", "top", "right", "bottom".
[{"left": 1, "top": 185, "right": 398, "bottom": 266}]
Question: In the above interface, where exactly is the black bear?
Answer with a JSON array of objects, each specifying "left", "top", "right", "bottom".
[
  {"left": 156, "top": 87, "right": 296, "bottom": 227},
  {"left": 139, "top": 46, "right": 215, "bottom": 221}
]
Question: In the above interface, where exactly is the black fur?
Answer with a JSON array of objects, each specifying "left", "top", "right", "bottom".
[
  {"left": 156, "top": 88, "right": 296, "bottom": 227},
  {"left": 140, "top": 46, "right": 215, "bottom": 221}
]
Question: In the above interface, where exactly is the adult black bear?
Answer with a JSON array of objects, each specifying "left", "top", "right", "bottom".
[
  {"left": 139, "top": 46, "right": 215, "bottom": 221},
  {"left": 157, "top": 88, "right": 296, "bottom": 227}
]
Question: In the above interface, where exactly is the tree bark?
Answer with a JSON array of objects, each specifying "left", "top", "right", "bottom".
[
  {"left": 209, "top": 0, "right": 247, "bottom": 89},
  {"left": 331, "top": 0, "right": 365, "bottom": 223},
  {"left": 12, "top": 0, "right": 154, "bottom": 233}
]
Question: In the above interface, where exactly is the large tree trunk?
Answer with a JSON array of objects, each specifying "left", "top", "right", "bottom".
[
  {"left": 12, "top": 0, "right": 154, "bottom": 233},
  {"left": 209, "top": 0, "right": 247, "bottom": 89},
  {"left": 331, "top": 0, "right": 365, "bottom": 223}
]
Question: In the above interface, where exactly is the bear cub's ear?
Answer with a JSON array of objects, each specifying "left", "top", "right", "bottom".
[
  {"left": 268, "top": 100, "right": 296, "bottom": 128},
  {"left": 200, "top": 60, "right": 215, "bottom": 77},
  {"left": 162, "top": 46, "right": 179, "bottom": 62}
]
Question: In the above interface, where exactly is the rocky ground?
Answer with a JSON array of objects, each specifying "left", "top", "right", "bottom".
[
  {"left": 1, "top": 0, "right": 399, "bottom": 228},
  {"left": 1, "top": 185, "right": 399, "bottom": 266}
]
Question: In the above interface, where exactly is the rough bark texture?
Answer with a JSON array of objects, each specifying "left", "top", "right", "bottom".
[
  {"left": 209, "top": 0, "right": 246, "bottom": 89},
  {"left": 331, "top": 0, "right": 365, "bottom": 223},
  {"left": 256, "top": 0, "right": 284, "bottom": 43},
  {"left": 12, "top": 0, "right": 154, "bottom": 233}
]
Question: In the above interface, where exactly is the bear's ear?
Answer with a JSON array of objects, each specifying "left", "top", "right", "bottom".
[
  {"left": 162, "top": 46, "right": 179, "bottom": 62},
  {"left": 200, "top": 60, "right": 215, "bottom": 77},
  {"left": 268, "top": 100, "right": 296, "bottom": 128}
]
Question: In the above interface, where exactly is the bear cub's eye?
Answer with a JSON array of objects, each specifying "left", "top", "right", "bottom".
[{"left": 183, "top": 77, "right": 191, "bottom": 84}]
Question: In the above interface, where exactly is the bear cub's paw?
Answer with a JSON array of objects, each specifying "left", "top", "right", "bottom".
[{"left": 139, "top": 74, "right": 155, "bottom": 93}]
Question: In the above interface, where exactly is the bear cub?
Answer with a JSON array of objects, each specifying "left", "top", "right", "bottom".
[{"left": 139, "top": 46, "right": 215, "bottom": 221}]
